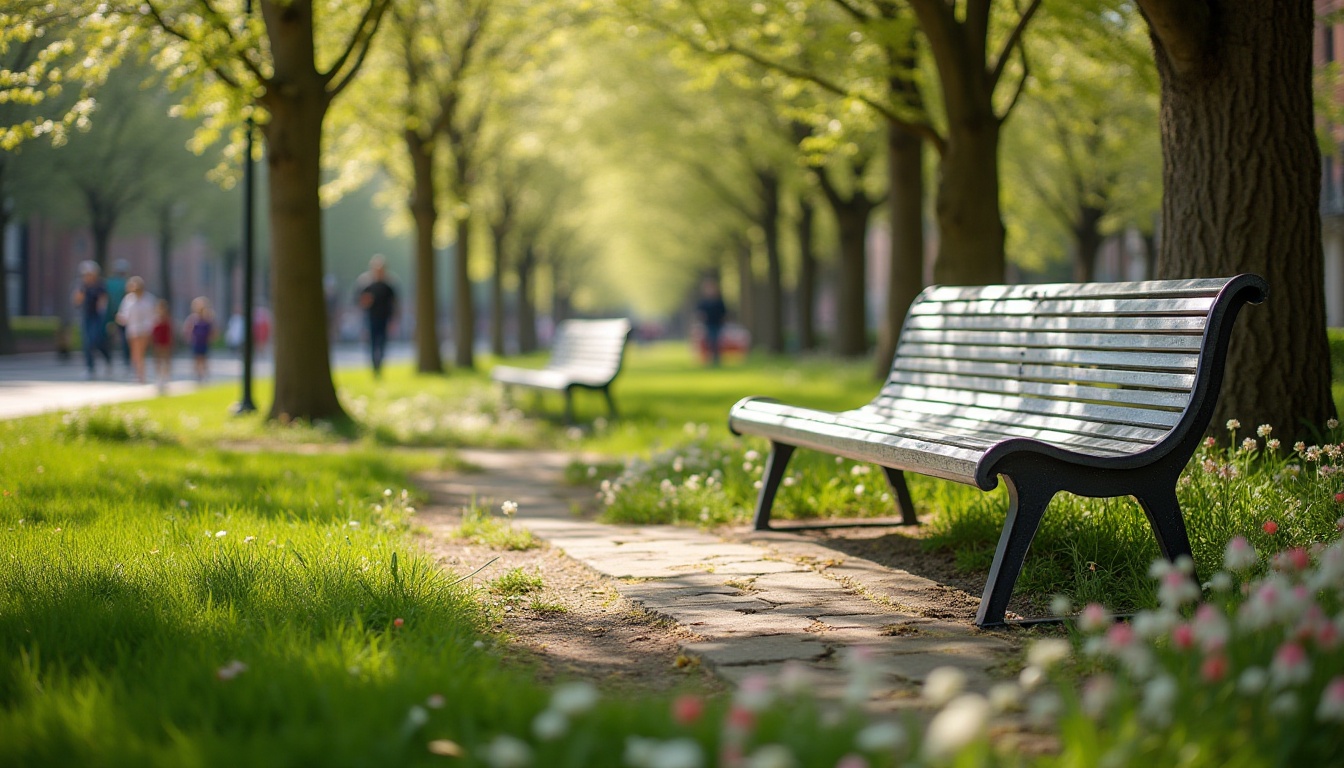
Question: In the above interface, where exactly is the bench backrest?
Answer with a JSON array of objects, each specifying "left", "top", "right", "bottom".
[
  {"left": 870, "top": 276, "right": 1267, "bottom": 465},
  {"left": 548, "top": 318, "right": 632, "bottom": 385}
]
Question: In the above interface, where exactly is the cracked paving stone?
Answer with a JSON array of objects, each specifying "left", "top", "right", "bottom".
[{"left": 683, "top": 635, "right": 834, "bottom": 667}]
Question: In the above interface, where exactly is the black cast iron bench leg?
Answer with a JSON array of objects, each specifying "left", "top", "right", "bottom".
[
  {"left": 752, "top": 442, "right": 796, "bottom": 530},
  {"left": 975, "top": 475, "right": 1056, "bottom": 627},
  {"left": 882, "top": 467, "right": 918, "bottom": 525},
  {"left": 603, "top": 387, "right": 618, "bottom": 419},
  {"left": 1135, "top": 482, "right": 1196, "bottom": 574}
]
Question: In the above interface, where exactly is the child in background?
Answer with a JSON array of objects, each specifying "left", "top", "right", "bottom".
[
  {"left": 184, "top": 297, "right": 215, "bottom": 382},
  {"left": 151, "top": 300, "right": 174, "bottom": 392}
]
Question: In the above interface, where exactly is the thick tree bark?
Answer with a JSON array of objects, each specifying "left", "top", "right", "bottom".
[
  {"left": 874, "top": 119, "right": 925, "bottom": 378},
  {"left": 453, "top": 214, "right": 474, "bottom": 369},
  {"left": 1139, "top": 0, "right": 1336, "bottom": 439},
  {"left": 756, "top": 169, "right": 784, "bottom": 354},
  {"left": 0, "top": 204, "right": 13, "bottom": 356},
  {"left": 796, "top": 197, "right": 817, "bottom": 352},
  {"left": 908, "top": 0, "right": 1028, "bottom": 286},
  {"left": 734, "top": 237, "right": 756, "bottom": 347},
  {"left": 489, "top": 223, "right": 507, "bottom": 357},
  {"left": 516, "top": 242, "right": 537, "bottom": 353},
  {"left": 406, "top": 133, "right": 443, "bottom": 373},
  {"left": 817, "top": 169, "right": 878, "bottom": 357},
  {"left": 1072, "top": 204, "right": 1104, "bottom": 282},
  {"left": 260, "top": 0, "right": 345, "bottom": 421}
]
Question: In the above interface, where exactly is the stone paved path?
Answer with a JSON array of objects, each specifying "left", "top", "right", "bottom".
[{"left": 423, "top": 448, "right": 1022, "bottom": 711}]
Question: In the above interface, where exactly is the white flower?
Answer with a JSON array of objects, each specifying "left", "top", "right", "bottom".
[
  {"left": 1140, "top": 675, "right": 1177, "bottom": 725},
  {"left": 215, "top": 530, "right": 227, "bottom": 538},
  {"left": 649, "top": 739, "right": 704, "bottom": 768},
  {"left": 745, "top": 744, "right": 797, "bottom": 768},
  {"left": 484, "top": 735, "right": 532, "bottom": 768},
  {"left": 1226, "top": 419, "right": 1241, "bottom": 431},
  {"left": 1081, "top": 675, "right": 1115, "bottom": 719},
  {"left": 404, "top": 705, "right": 429, "bottom": 730},
  {"left": 1027, "top": 690, "right": 1061, "bottom": 727},
  {"left": 987, "top": 682, "right": 1022, "bottom": 713},
  {"left": 1257, "top": 424, "right": 1273, "bottom": 438},
  {"left": 625, "top": 736, "right": 658, "bottom": 768},
  {"left": 922, "top": 694, "right": 991, "bottom": 763},
  {"left": 550, "top": 681, "right": 598, "bottom": 716},
  {"left": 744, "top": 450, "right": 761, "bottom": 462},
  {"left": 1316, "top": 677, "right": 1344, "bottom": 722},
  {"left": 922, "top": 666, "right": 967, "bottom": 707},
  {"left": 672, "top": 457, "right": 684, "bottom": 473},
  {"left": 1224, "top": 536, "right": 1258, "bottom": 571},
  {"left": 855, "top": 721, "right": 906, "bottom": 752},
  {"left": 1049, "top": 595, "right": 1072, "bottom": 617},
  {"left": 853, "top": 484, "right": 865, "bottom": 496},
  {"left": 426, "top": 693, "right": 446, "bottom": 709},
  {"left": 1329, "top": 418, "right": 1340, "bottom": 430},
  {"left": 735, "top": 674, "right": 775, "bottom": 712},
  {"left": 1238, "top": 667, "right": 1268, "bottom": 695},
  {"left": 1270, "top": 692, "right": 1299, "bottom": 716},
  {"left": 532, "top": 709, "right": 567, "bottom": 740},
  {"left": 1018, "top": 665, "right": 1045, "bottom": 692},
  {"left": 501, "top": 500, "right": 519, "bottom": 517},
  {"left": 1026, "top": 638, "right": 1071, "bottom": 670},
  {"left": 243, "top": 535, "right": 256, "bottom": 544},
  {"left": 216, "top": 660, "right": 248, "bottom": 680}
]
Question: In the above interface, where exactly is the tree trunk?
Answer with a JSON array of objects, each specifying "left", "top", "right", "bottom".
[
  {"left": 909, "top": 1, "right": 1011, "bottom": 286},
  {"left": 157, "top": 203, "right": 174, "bottom": 311},
  {"left": 931, "top": 116, "right": 1005, "bottom": 285},
  {"left": 453, "top": 214, "right": 474, "bottom": 369},
  {"left": 489, "top": 223, "right": 507, "bottom": 357},
  {"left": 1140, "top": 0, "right": 1336, "bottom": 440},
  {"left": 796, "top": 197, "right": 817, "bottom": 352},
  {"left": 734, "top": 236, "right": 756, "bottom": 348},
  {"left": 832, "top": 202, "right": 873, "bottom": 357},
  {"left": 1072, "top": 204, "right": 1104, "bottom": 282},
  {"left": 260, "top": 0, "right": 345, "bottom": 422},
  {"left": 1140, "top": 230, "right": 1157, "bottom": 280},
  {"left": 517, "top": 243, "right": 537, "bottom": 353},
  {"left": 874, "top": 119, "right": 925, "bottom": 378},
  {"left": 0, "top": 203, "right": 13, "bottom": 356},
  {"left": 406, "top": 133, "right": 443, "bottom": 373},
  {"left": 756, "top": 169, "right": 784, "bottom": 354}
]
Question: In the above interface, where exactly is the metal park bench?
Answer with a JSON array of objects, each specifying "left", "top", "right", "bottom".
[
  {"left": 728, "top": 275, "right": 1268, "bottom": 627},
  {"left": 492, "top": 318, "right": 632, "bottom": 423}
]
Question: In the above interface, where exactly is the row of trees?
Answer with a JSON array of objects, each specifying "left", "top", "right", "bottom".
[{"left": 0, "top": 0, "right": 1334, "bottom": 440}]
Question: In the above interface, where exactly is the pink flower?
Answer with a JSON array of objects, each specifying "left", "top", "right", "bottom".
[
  {"left": 1106, "top": 622, "right": 1135, "bottom": 650},
  {"left": 1224, "top": 536, "right": 1258, "bottom": 571},
  {"left": 394, "top": 617, "right": 405, "bottom": 628},
  {"left": 1335, "top": 492, "right": 1344, "bottom": 504},
  {"left": 1273, "top": 547, "right": 1310, "bottom": 572},
  {"left": 725, "top": 706, "right": 755, "bottom": 733},
  {"left": 1193, "top": 604, "right": 1229, "bottom": 652},
  {"left": 1317, "top": 620, "right": 1341, "bottom": 650},
  {"left": 1201, "top": 655, "right": 1228, "bottom": 682},
  {"left": 1203, "top": 437, "right": 1216, "bottom": 448},
  {"left": 836, "top": 755, "right": 869, "bottom": 768},
  {"left": 1171, "top": 623, "right": 1195, "bottom": 651},
  {"left": 1079, "top": 603, "right": 1109, "bottom": 634},
  {"left": 1271, "top": 642, "right": 1311, "bottom": 687},
  {"left": 672, "top": 694, "right": 704, "bottom": 725},
  {"left": 1318, "top": 677, "right": 1344, "bottom": 722},
  {"left": 1263, "top": 520, "right": 1279, "bottom": 535}
]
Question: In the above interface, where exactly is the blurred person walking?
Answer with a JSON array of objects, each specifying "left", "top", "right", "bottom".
[
  {"left": 115, "top": 277, "right": 157, "bottom": 384},
  {"left": 71, "top": 261, "right": 112, "bottom": 379},
  {"left": 183, "top": 297, "right": 215, "bottom": 382},
  {"left": 354, "top": 255, "right": 397, "bottom": 378}
]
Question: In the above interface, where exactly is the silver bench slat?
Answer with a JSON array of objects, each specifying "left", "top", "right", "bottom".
[{"left": 892, "top": 357, "right": 1198, "bottom": 393}]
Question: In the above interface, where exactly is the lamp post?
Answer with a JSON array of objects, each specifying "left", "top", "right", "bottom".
[{"left": 232, "top": 0, "right": 257, "bottom": 415}]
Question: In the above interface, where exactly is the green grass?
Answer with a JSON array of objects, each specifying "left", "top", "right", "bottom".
[{"left": 455, "top": 504, "right": 539, "bottom": 550}]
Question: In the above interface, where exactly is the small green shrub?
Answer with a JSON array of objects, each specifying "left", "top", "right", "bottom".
[
  {"left": 455, "top": 502, "right": 538, "bottom": 550},
  {"left": 491, "top": 567, "right": 543, "bottom": 597},
  {"left": 58, "top": 407, "right": 174, "bottom": 444}
]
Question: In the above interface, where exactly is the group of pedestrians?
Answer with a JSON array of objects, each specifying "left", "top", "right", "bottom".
[{"left": 71, "top": 260, "right": 215, "bottom": 389}]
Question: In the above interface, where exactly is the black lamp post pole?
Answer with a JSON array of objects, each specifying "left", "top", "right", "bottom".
[{"left": 233, "top": 0, "right": 257, "bottom": 415}]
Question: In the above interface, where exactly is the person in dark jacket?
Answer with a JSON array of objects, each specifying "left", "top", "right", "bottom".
[
  {"left": 355, "top": 255, "right": 397, "bottom": 377},
  {"left": 696, "top": 278, "right": 728, "bottom": 367}
]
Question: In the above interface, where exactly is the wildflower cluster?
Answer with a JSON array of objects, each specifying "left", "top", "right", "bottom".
[
  {"left": 589, "top": 426, "right": 898, "bottom": 527},
  {"left": 344, "top": 390, "right": 538, "bottom": 448},
  {"left": 1056, "top": 532, "right": 1344, "bottom": 764},
  {"left": 58, "top": 406, "right": 171, "bottom": 443}
]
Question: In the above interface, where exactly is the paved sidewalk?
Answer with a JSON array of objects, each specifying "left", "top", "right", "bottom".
[{"left": 423, "top": 448, "right": 1020, "bottom": 711}]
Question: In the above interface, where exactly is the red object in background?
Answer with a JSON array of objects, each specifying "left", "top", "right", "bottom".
[
  {"left": 692, "top": 322, "right": 750, "bottom": 363},
  {"left": 253, "top": 307, "right": 272, "bottom": 346}
]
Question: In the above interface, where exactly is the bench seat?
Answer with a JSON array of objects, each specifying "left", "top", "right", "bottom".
[
  {"left": 729, "top": 274, "right": 1268, "bottom": 626},
  {"left": 492, "top": 318, "right": 631, "bottom": 422}
]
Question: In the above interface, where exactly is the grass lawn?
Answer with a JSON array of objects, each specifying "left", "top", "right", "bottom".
[{"left": 2, "top": 338, "right": 1342, "bottom": 766}]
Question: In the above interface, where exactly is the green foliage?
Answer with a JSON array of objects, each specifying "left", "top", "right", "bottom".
[
  {"left": 490, "top": 567, "right": 544, "bottom": 597},
  {"left": 58, "top": 406, "right": 175, "bottom": 444},
  {"left": 455, "top": 502, "right": 539, "bottom": 550}
]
